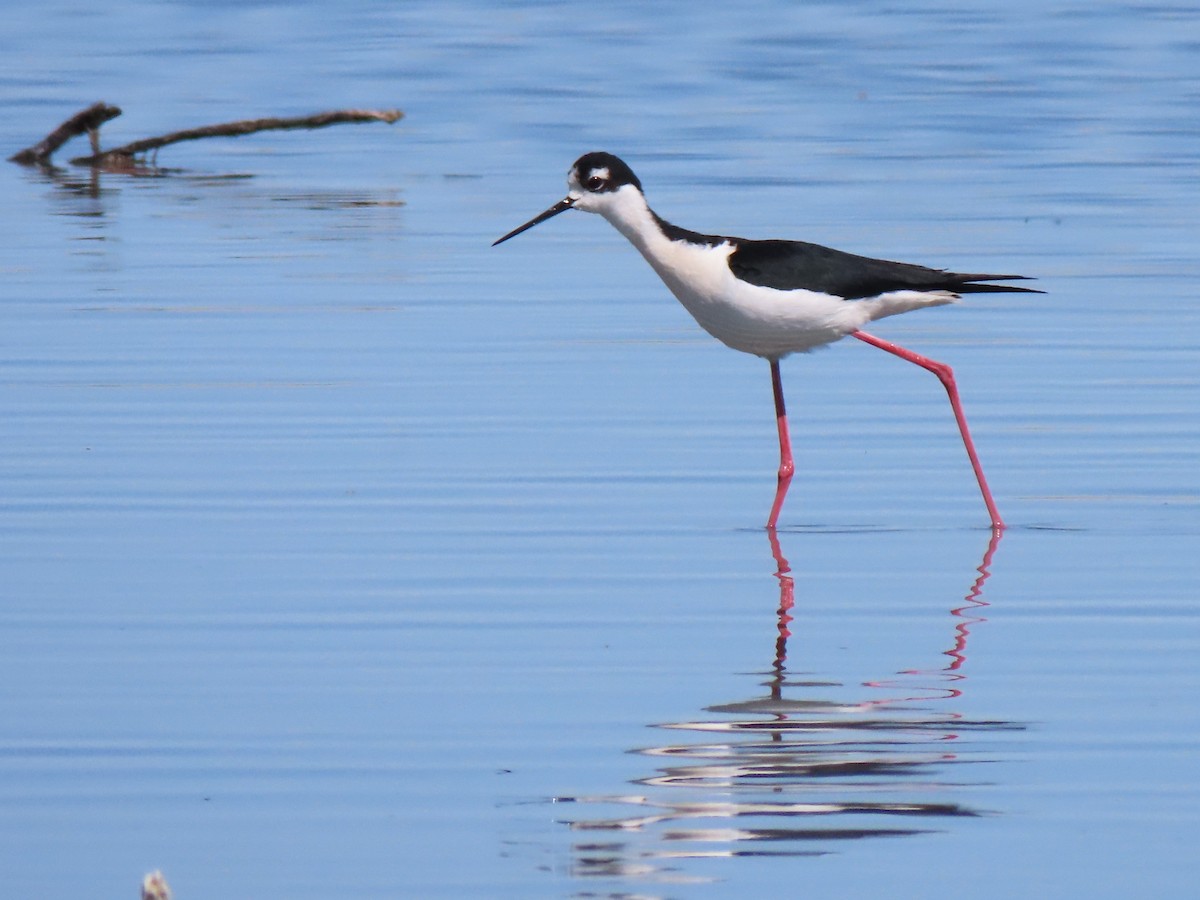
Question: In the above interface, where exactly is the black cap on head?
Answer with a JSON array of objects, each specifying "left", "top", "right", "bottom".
[{"left": 572, "top": 152, "right": 642, "bottom": 193}]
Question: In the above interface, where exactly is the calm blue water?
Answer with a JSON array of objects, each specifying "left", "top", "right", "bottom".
[{"left": 2, "top": 2, "right": 1199, "bottom": 897}]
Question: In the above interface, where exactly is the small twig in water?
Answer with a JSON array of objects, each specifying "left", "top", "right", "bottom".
[{"left": 8, "top": 101, "right": 122, "bottom": 165}]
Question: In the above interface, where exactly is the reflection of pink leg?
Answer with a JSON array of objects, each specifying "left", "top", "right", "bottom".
[
  {"left": 864, "top": 526, "right": 1004, "bottom": 712},
  {"left": 853, "top": 331, "right": 1005, "bottom": 530},
  {"left": 766, "top": 359, "right": 794, "bottom": 529},
  {"left": 766, "top": 527, "right": 794, "bottom": 699},
  {"left": 944, "top": 526, "right": 1003, "bottom": 672}
]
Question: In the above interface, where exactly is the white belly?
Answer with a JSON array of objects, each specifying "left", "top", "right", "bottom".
[{"left": 642, "top": 240, "right": 956, "bottom": 360}]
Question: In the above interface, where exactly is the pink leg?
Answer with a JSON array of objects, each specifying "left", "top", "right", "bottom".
[
  {"left": 853, "top": 330, "right": 1005, "bottom": 530},
  {"left": 766, "top": 359, "right": 794, "bottom": 529}
]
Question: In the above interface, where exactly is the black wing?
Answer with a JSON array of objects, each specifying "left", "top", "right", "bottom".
[{"left": 728, "top": 238, "right": 1040, "bottom": 299}]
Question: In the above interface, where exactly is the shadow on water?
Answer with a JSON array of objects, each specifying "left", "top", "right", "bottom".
[{"left": 556, "top": 529, "right": 1020, "bottom": 891}]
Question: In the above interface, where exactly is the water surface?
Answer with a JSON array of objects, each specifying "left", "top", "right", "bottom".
[{"left": 2, "top": 2, "right": 1198, "bottom": 897}]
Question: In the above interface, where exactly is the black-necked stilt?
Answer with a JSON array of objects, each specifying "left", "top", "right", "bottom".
[{"left": 494, "top": 152, "right": 1039, "bottom": 530}]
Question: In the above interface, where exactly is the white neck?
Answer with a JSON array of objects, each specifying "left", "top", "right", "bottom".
[
  {"left": 594, "top": 186, "right": 665, "bottom": 251},
  {"left": 589, "top": 186, "right": 708, "bottom": 291}
]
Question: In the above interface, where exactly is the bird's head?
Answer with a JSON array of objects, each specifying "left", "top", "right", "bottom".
[{"left": 493, "top": 152, "right": 644, "bottom": 245}]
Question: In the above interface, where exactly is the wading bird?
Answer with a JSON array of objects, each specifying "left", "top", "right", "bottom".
[{"left": 494, "top": 152, "right": 1037, "bottom": 529}]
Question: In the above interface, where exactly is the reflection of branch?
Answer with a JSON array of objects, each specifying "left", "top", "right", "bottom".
[
  {"left": 71, "top": 109, "right": 404, "bottom": 166},
  {"left": 8, "top": 101, "right": 122, "bottom": 165}
]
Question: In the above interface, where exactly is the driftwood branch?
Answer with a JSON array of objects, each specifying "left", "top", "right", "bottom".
[
  {"left": 9, "top": 103, "right": 403, "bottom": 168},
  {"left": 69, "top": 108, "right": 404, "bottom": 166},
  {"left": 8, "top": 101, "right": 122, "bottom": 165}
]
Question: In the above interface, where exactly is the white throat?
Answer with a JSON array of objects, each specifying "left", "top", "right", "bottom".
[{"left": 587, "top": 185, "right": 665, "bottom": 251}]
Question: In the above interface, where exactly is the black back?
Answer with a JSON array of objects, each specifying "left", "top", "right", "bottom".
[
  {"left": 654, "top": 215, "right": 1039, "bottom": 299},
  {"left": 728, "top": 238, "right": 1039, "bottom": 299}
]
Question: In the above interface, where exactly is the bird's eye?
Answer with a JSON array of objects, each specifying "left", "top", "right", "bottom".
[{"left": 585, "top": 175, "right": 605, "bottom": 191}]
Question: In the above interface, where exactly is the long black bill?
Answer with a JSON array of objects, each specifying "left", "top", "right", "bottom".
[{"left": 492, "top": 196, "right": 575, "bottom": 246}]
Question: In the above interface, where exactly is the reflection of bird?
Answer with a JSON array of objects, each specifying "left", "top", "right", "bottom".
[
  {"left": 494, "top": 152, "right": 1039, "bottom": 528},
  {"left": 556, "top": 528, "right": 1013, "bottom": 883},
  {"left": 552, "top": 528, "right": 1012, "bottom": 883}
]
